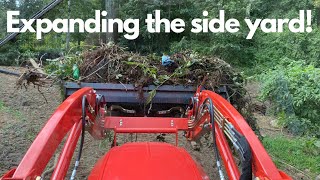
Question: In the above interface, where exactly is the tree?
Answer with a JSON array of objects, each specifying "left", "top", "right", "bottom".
[
  {"left": 66, "top": 0, "right": 71, "bottom": 50},
  {"left": 313, "top": 0, "right": 320, "bottom": 26},
  {"left": 19, "top": 0, "right": 46, "bottom": 19},
  {"left": 1, "top": 0, "right": 17, "bottom": 10}
]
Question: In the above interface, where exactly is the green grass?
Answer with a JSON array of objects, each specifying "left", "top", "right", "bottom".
[
  {"left": 263, "top": 136, "right": 320, "bottom": 178},
  {"left": 0, "top": 101, "right": 36, "bottom": 141},
  {"left": 0, "top": 101, "right": 26, "bottom": 121}
]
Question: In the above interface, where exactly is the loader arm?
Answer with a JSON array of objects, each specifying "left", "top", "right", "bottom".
[
  {"left": 185, "top": 88, "right": 291, "bottom": 179},
  {"left": 1, "top": 86, "right": 291, "bottom": 180},
  {"left": 1, "top": 87, "right": 96, "bottom": 180}
]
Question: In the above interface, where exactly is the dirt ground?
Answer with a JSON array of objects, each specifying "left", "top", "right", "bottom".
[
  {"left": 0, "top": 66, "right": 304, "bottom": 179},
  {"left": 0, "top": 66, "right": 61, "bottom": 175}
]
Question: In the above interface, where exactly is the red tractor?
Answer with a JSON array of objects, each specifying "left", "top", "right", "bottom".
[{"left": 1, "top": 82, "right": 291, "bottom": 180}]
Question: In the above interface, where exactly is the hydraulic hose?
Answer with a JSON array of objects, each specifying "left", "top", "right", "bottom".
[
  {"left": 95, "top": 94, "right": 106, "bottom": 113},
  {"left": 70, "top": 95, "right": 87, "bottom": 180},
  {"left": 211, "top": 100, "right": 252, "bottom": 180},
  {"left": 229, "top": 126, "right": 252, "bottom": 180},
  {"left": 202, "top": 98, "right": 225, "bottom": 180}
]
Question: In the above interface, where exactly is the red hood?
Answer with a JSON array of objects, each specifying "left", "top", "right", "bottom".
[{"left": 89, "top": 142, "right": 209, "bottom": 180}]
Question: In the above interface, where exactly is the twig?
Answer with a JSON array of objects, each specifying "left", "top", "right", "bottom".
[
  {"left": 95, "top": 73, "right": 104, "bottom": 80},
  {"left": 29, "top": 59, "right": 46, "bottom": 75},
  {"left": 119, "top": 82, "right": 128, "bottom": 92},
  {"left": 36, "top": 85, "right": 48, "bottom": 103},
  {"left": 80, "top": 59, "right": 111, "bottom": 81}
]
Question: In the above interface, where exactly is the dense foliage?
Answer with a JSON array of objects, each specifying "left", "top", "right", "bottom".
[{"left": 259, "top": 61, "right": 320, "bottom": 136}]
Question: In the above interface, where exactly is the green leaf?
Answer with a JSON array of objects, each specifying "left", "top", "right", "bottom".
[{"left": 146, "top": 90, "right": 157, "bottom": 105}]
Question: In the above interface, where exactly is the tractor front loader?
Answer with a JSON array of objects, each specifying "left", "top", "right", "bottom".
[{"left": 1, "top": 82, "right": 291, "bottom": 180}]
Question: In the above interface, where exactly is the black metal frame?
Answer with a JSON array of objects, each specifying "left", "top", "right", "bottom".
[{"left": 63, "top": 82, "right": 196, "bottom": 105}]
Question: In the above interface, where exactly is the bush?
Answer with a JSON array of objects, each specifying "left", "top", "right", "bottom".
[
  {"left": 0, "top": 47, "right": 21, "bottom": 66},
  {"left": 44, "top": 54, "right": 81, "bottom": 79},
  {"left": 259, "top": 60, "right": 320, "bottom": 136}
]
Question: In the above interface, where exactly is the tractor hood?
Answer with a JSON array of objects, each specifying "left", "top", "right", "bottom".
[{"left": 89, "top": 142, "right": 209, "bottom": 180}]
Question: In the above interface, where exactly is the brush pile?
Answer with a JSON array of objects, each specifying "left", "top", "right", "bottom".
[
  {"left": 75, "top": 44, "right": 258, "bottom": 131},
  {"left": 79, "top": 44, "right": 241, "bottom": 91}
]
